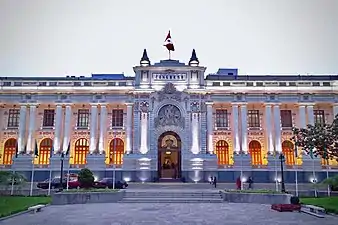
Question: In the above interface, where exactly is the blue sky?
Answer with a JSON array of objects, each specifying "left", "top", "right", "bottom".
[{"left": 0, "top": 0, "right": 337, "bottom": 77}]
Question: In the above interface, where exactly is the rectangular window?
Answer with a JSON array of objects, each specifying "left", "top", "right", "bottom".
[
  {"left": 112, "top": 109, "right": 124, "bottom": 127},
  {"left": 215, "top": 110, "right": 228, "bottom": 128},
  {"left": 77, "top": 109, "right": 89, "bottom": 128},
  {"left": 43, "top": 109, "right": 55, "bottom": 127},
  {"left": 314, "top": 110, "right": 325, "bottom": 125},
  {"left": 248, "top": 110, "right": 260, "bottom": 127},
  {"left": 280, "top": 110, "right": 292, "bottom": 128},
  {"left": 7, "top": 109, "right": 20, "bottom": 128}
]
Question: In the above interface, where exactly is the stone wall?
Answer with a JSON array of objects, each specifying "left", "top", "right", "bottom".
[
  {"left": 51, "top": 190, "right": 125, "bottom": 205},
  {"left": 221, "top": 191, "right": 292, "bottom": 204}
]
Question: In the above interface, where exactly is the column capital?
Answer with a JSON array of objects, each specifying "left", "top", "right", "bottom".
[
  {"left": 125, "top": 102, "right": 134, "bottom": 107},
  {"left": 298, "top": 103, "right": 315, "bottom": 107},
  {"left": 99, "top": 103, "right": 108, "bottom": 107},
  {"left": 89, "top": 103, "right": 100, "bottom": 107},
  {"left": 205, "top": 101, "right": 213, "bottom": 106},
  {"left": 263, "top": 103, "right": 273, "bottom": 107}
]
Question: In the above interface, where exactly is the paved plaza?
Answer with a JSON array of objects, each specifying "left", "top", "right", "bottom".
[{"left": 1, "top": 202, "right": 338, "bottom": 225}]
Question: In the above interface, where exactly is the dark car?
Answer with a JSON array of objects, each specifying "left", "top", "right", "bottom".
[{"left": 93, "top": 178, "right": 128, "bottom": 189}]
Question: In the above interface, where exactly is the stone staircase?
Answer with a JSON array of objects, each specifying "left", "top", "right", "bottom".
[{"left": 119, "top": 190, "right": 224, "bottom": 203}]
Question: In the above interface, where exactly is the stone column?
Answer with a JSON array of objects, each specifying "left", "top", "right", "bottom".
[
  {"left": 125, "top": 103, "right": 133, "bottom": 154},
  {"left": 240, "top": 104, "right": 248, "bottom": 153},
  {"left": 191, "top": 112, "right": 200, "bottom": 154},
  {"left": 139, "top": 111, "right": 148, "bottom": 154},
  {"left": 298, "top": 105, "right": 307, "bottom": 128},
  {"left": 206, "top": 102, "right": 214, "bottom": 154},
  {"left": 26, "top": 104, "right": 37, "bottom": 154},
  {"left": 98, "top": 104, "right": 107, "bottom": 154},
  {"left": 89, "top": 104, "right": 98, "bottom": 154},
  {"left": 17, "top": 105, "right": 27, "bottom": 154},
  {"left": 265, "top": 104, "right": 274, "bottom": 154},
  {"left": 307, "top": 104, "right": 315, "bottom": 126},
  {"left": 273, "top": 104, "right": 282, "bottom": 153},
  {"left": 333, "top": 104, "right": 338, "bottom": 119},
  {"left": 53, "top": 104, "right": 63, "bottom": 154},
  {"left": 62, "top": 104, "right": 72, "bottom": 152},
  {"left": 231, "top": 104, "right": 240, "bottom": 153}
]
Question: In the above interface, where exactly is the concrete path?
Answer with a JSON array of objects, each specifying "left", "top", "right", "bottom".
[{"left": 1, "top": 203, "right": 338, "bottom": 225}]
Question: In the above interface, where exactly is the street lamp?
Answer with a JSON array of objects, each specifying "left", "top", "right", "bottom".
[
  {"left": 59, "top": 152, "right": 65, "bottom": 191},
  {"left": 279, "top": 153, "right": 286, "bottom": 193}
]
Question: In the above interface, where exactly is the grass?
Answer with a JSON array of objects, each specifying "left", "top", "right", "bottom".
[
  {"left": 224, "top": 189, "right": 282, "bottom": 194},
  {"left": 0, "top": 196, "right": 51, "bottom": 218},
  {"left": 300, "top": 197, "right": 338, "bottom": 214},
  {"left": 63, "top": 188, "right": 120, "bottom": 193}
]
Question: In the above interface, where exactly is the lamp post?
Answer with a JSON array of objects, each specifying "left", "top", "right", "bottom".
[
  {"left": 59, "top": 152, "right": 64, "bottom": 191},
  {"left": 279, "top": 153, "right": 286, "bottom": 193},
  {"left": 112, "top": 131, "right": 117, "bottom": 190}
]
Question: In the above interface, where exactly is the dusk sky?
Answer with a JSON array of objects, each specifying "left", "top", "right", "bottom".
[{"left": 0, "top": 0, "right": 337, "bottom": 77}]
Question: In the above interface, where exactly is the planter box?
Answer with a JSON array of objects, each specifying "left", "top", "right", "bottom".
[
  {"left": 271, "top": 204, "right": 301, "bottom": 212},
  {"left": 221, "top": 191, "right": 292, "bottom": 204},
  {"left": 51, "top": 190, "right": 125, "bottom": 205}
]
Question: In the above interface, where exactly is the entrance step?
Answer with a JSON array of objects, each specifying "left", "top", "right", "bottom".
[
  {"left": 120, "top": 198, "right": 223, "bottom": 203},
  {"left": 120, "top": 190, "right": 223, "bottom": 203},
  {"left": 158, "top": 178, "right": 182, "bottom": 183}
]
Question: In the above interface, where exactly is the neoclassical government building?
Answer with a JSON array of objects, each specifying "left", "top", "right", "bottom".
[{"left": 0, "top": 49, "right": 338, "bottom": 183}]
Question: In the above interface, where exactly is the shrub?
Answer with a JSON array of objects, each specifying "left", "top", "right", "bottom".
[
  {"left": 322, "top": 175, "right": 338, "bottom": 191},
  {"left": 78, "top": 168, "right": 94, "bottom": 188},
  {"left": 290, "top": 196, "right": 300, "bottom": 205}
]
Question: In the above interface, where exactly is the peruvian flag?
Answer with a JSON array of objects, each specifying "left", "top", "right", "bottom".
[{"left": 164, "top": 31, "right": 175, "bottom": 51}]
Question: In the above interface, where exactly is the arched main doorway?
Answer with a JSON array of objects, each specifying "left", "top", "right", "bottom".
[
  {"left": 109, "top": 138, "right": 124, "bottom": 167},
  {"left": 74, "top": 138, "right": 89, "bottom": 165},
  {"left": 158, "top": 131, "right": 181, "bottom": 179},
  {"left": 38, "top": 138, "right": 53, "bottom": 165},
  {"left": 249, "top": 140, "right": 262, "bottom": 165}
]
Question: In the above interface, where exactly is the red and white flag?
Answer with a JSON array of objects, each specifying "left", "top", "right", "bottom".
[{"left": 164, "top": 31, "right": 175, "bottom": 51}]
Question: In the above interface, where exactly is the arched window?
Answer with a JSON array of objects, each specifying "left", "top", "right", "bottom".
[
  {"left": 215, "top": 140, "right": 229, "bottom": 165},
  {"left": 282, "top": 140, "right": 295, "bottom": 165},
  {"left": 38, "top": 138, "right": 53, "bottom": 165},
  {"left": 109, "top": 138, "right": 124, "bottom": 165},
  {"left": 74, "top": 138, "right": 89, "bottom": 165},
  {"left": 3, "top": 139, "right": 17, "bottom": 165},
  {"left": 249, "top": 140, "right": 262, "bottom": 165}
]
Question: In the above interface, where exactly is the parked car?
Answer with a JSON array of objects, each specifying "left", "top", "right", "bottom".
[
  {"left": 37, "top": 178, "right": 80, "bottom": 189},
  {"left": 93, "top": 178, "right": 128, "bottom": 189}
]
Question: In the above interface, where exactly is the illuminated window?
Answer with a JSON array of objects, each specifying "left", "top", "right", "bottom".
[
  {"left": 112, "top": 109, "right": 124, "bottom": 127},
  {"left": 3, "top": 138, "right": 17, "bottom": 165},
  {"left": 282, "top": 141, "right": 295, "bottom": 165},
  {"left": 215, "top": 110, "right": 228, "bottom": 128},
  {"left": 249, "top": 140, "right": 262, "bottom": 165},
  {"left": 109, "top": 138, "right": 124, "bottom": 165},
  {"left": 7, "top": 109, "right": 20, "bottom": 128},
  {"left": 248, "top": 110, "right": 260, "bottom": 128},
  {"left": 215, "top": 140, "right": 229, "bottom": 165},
  {"left": 74, "top": 138, "right": 89, "bottom": 164},
  {"left": 38, "top": 138, "right": 53, "bottom": 165},
  {"left": 314, "top": 110, "right": 325, "bottom": 126}
]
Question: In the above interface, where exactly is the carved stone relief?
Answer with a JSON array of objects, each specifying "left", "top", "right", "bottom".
[
  {"left": 190, "top": 101, "right": 200, "bottom": 112},
  {"left": 157, "top": 83, "right": 182, "bottom": 102},
  {"left": 139, "top": 101, "right": 149, "bottom": 113},
  {"left": 154, "top": 104, "right": 185, "bottom": 128}
]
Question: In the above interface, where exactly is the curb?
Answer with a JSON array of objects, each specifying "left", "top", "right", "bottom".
[{"left": 0, "top": 204, "right": 50, "bottom": 222}]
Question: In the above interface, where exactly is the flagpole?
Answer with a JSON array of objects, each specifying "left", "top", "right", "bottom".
[
  {"left": 47, "top": 166, "right": 52, "bottom": 196},
  {"left": 311, "top": 152, "right": 317, "bottom": 197},
  {"left": 294, "top": 145, "right": 298, "bottom": 196},
  {"left": 168, "top": 50, "right": 171, "bottom": 60},
  {"left": 29, "top": 154, "right": 35, "bottom": 196},
  {"left": 326, "top": 159, "right": 330, "bottom": 196},
  {"left": 274, "top": 152, "right": 278, "bottom": 191},
  {"left": 10, "top": 169, "right": 15, "bottom": 195}
]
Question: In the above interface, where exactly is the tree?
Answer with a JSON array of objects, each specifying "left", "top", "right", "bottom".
[
  {"left": 0, "top": 171, "right": 26, "bottom": 185},
  {"left": 78, "top": 168, "right": 94, "bottom": 188},
  {"left": 291, "top": 114, "right": 338, "bottom": 161}
]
